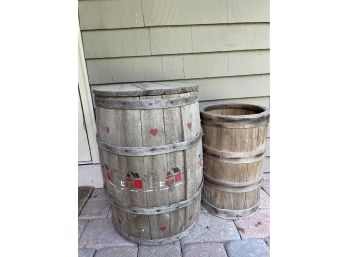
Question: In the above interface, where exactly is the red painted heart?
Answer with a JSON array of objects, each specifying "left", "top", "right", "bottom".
[
  {"left": 150, "top": 128, "right": 158, "bottom": 136},
  {"left": 187, "top": 122, "right": 192, "bottom": 130},
  {"left": 106, "top": 172, "right": 112, "bottom": 182},
  {"left": 159, "top": 225, "right": 166, "bottom": 231}
]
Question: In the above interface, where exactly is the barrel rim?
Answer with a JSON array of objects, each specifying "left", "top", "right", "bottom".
[
  {"left": 92, "top": 82, "right": 199, "bottom": 97},
  {"left": 200, "top": 103, "right": 270, "bottom": 123}
]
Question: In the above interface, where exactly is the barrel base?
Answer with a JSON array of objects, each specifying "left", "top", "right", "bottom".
[
  {"left": 111, "top": 216, "right": 198, "bottom": 246},
  {"left": 201, "top": 198, "right": 259, "bottom": 220}
]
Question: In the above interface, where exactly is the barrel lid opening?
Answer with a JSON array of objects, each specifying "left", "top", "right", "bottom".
[
  {"left": 201, "top": 104, "right": 269, "bottom": 123},
  {"left": 92, "top": 82, "right": 198, "bottom": 97}
]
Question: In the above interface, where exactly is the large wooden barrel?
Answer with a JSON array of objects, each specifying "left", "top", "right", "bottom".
[
  {"left": 93, "top": 82, "right": 203, "bottom": 245},
  {"left": 200, "top": 104, "right": 269, "bottom": 219}
]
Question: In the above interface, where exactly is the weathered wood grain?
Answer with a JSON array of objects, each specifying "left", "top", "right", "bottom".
[
  {"left": 95, "top": 83, "right": 203, "bottom": 244},
  {"left": 201, "top": 104, "right": 269, "bottom": 219},
  {"left": 92, "top": 82, "right": 198, "bottom": 97}
]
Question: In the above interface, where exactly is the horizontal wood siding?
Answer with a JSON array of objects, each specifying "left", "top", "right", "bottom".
[
  {"left": 79, "top": 0, "right": 270, "bottom": 172},
  {"left": 86, "top": 51, "right": 269, "bottom": 84},
  {"left": 82, "top": 24, "right": 269, "bottom": 58},
  {"left": 79, "top": 0, "right": 269, "bottom": 30}
]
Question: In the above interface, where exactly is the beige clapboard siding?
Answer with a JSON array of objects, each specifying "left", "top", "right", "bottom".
[
  {"left": 82, "top": 24, "right": 269, "bottom": 58},
  {"left": 79, "top": 0, "right": 269, "bottom": 30},
  {"left": 191, "top": 24, "right": 269, "bottom": 54},
  {"left": 262, "top": 157, "right": 270, "bottom": 172},
  {"left": 82, "top": 29, "right": 151, "bottom": 59},
  {"left": 91, "top": 75, "right": 269, "bottom": 101},
  {"left": 78, "top": 0, "right": 144, "bottom": 30},
  {"left": 143, "top": 0, "right": 269, "bottom": 26},
  {"left": 195, "top": 74, "right": 269, "bottom": 101},
  {"left": 86, "top": 50, "right": 269, "bottom": 84}
]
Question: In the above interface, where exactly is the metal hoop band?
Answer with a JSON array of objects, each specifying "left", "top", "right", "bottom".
[
  {"left": 106, "top": 180, "right": 203, "bottom": 215},
  {"left": 203, "top": 173, "right": 263, "bottom": 188},
  {"left": 203, "top": 143, "right": 266, "bottom": 159},
  {"left": 97, "top": 132, "right": 202, "bottom": 157},
  {"left": 204, "top": 178, "right": 263, "bottom": 193},
  {"left": 201, "top": 198, "right": 260, "bottom": 219},
  {"left": 112, "top": 217, "right": 198, "bottom": 245},
  {"left": 95, "top": 95, "right": 198, "bottom": 110}
]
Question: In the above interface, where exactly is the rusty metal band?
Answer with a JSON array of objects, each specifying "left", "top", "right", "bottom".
[
  {"left": 112, "top": 217, "right": 198, "bottom": 245},
  {"left": 203, "top": 173, "right": 263, "bottom": 188},
  {"left": 201, "top": 198, "right": 260, "bottom": 220},
  {"left": 204, "top": 178, "right": 263, "bottom": 193},
  {"left": 95, "top": 94, "right": 198, "bottom": 110},
  {"left": 97, "top": 132, "right": 202, "bottom": 157},
  {"left": 106, "top": 180, "right": 203, "bottom": 215},
  {"left": 203, "top": 143, "right": 266, "bottom": 159}
]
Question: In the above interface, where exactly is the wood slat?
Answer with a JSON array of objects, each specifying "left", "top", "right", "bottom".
[
  {"left": 79, "top": 0, "right": 144, "bottom": 30},
  {"left": 150, "top": 27, "right": 192, "bottom": 55},
  {"left": 86, "top": 50, "right": 269, "bottom": 84},
  {"left": 193, "top": 75, "right": 270, "bottom": 101},
  {"left": 199, "top": 97, "right": 270, "bottom": 139},
  {"left": 87, "top": 56, "right": 163, "bottom": 84},
  {"left": 82, "top": 29, "right": 151, "bottom": 59},
  {"left": 79, "top": 0, "right": 269, "bottom": 30},
  {"left": 228, "top": 0, "right": 269, "bottom": 23},
  {"left": 142, "top": 0, "right": 227, "bottom": 27},
  {"left": 82, "top": 24, "right": 269, "bottom": 58},
  {"left": 192, "top": 24, "right": 269, "bottom": 53}
]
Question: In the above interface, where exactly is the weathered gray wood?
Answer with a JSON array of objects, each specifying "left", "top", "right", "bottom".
[
  {"left": 92, "top": 82, "right": 198, "bottom": 97},
  {"left": 162, "top": 93, "right": 186, "bottom": 235},
  {"left": 96, "top": 83, "right": 203, "bottom": 244},
  {"left": 97, "top": 132, "right": 201, "bottom": 156},
  {"left": 94, "top": 94, "right": 198, "bottom": 110},
  {"left": 201, "top": 103, "right": 269, "bottom": 219}
]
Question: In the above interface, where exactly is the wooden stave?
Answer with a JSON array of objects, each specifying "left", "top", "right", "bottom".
[
  {"left": 201, "top": 197, "right": 259, "bottom": 220},
  {"left": 94, "top": 88, "right": 203, "bottom": 243},
  {"left": 202, "top": 179, "right": 261, "bottom": 218},
  {"left": 110, "top": 195, "right": 201, "bottom": 245},
  {"left": 200, "top": 103, "right": 270, "bottom": 124},
  {"left": 200, "top": 103, "right": 269, "bottom": 219}
]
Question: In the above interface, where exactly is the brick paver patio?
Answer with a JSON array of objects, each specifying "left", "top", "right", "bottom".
[{"left": 78, "top": 173, "right": 270, "bottom": 257}]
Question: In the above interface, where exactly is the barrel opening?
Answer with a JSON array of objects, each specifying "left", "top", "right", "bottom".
[{"left": 204, "top": 105, "right": 265, "bottom": 117}]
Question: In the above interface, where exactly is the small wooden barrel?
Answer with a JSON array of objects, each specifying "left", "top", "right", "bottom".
[
  {"left": 93, "top": 82, "right": 203, "bottom": 245},
  {"left": 200, "top": 104, "right": 269, "bottom": 219}
]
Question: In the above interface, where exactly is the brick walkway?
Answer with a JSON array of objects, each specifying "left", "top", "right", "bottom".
[{"left": 78, "top": 173, "right": 270, "bottom": 257}]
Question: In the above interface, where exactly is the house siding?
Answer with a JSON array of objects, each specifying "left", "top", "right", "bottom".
[{"left": 78, "top": 0, "right": 270, "bottom": 172}]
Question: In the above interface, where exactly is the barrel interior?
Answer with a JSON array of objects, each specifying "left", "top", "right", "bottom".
[{"left": 203, "top": 105, "right": 266, "bottom": 116}]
